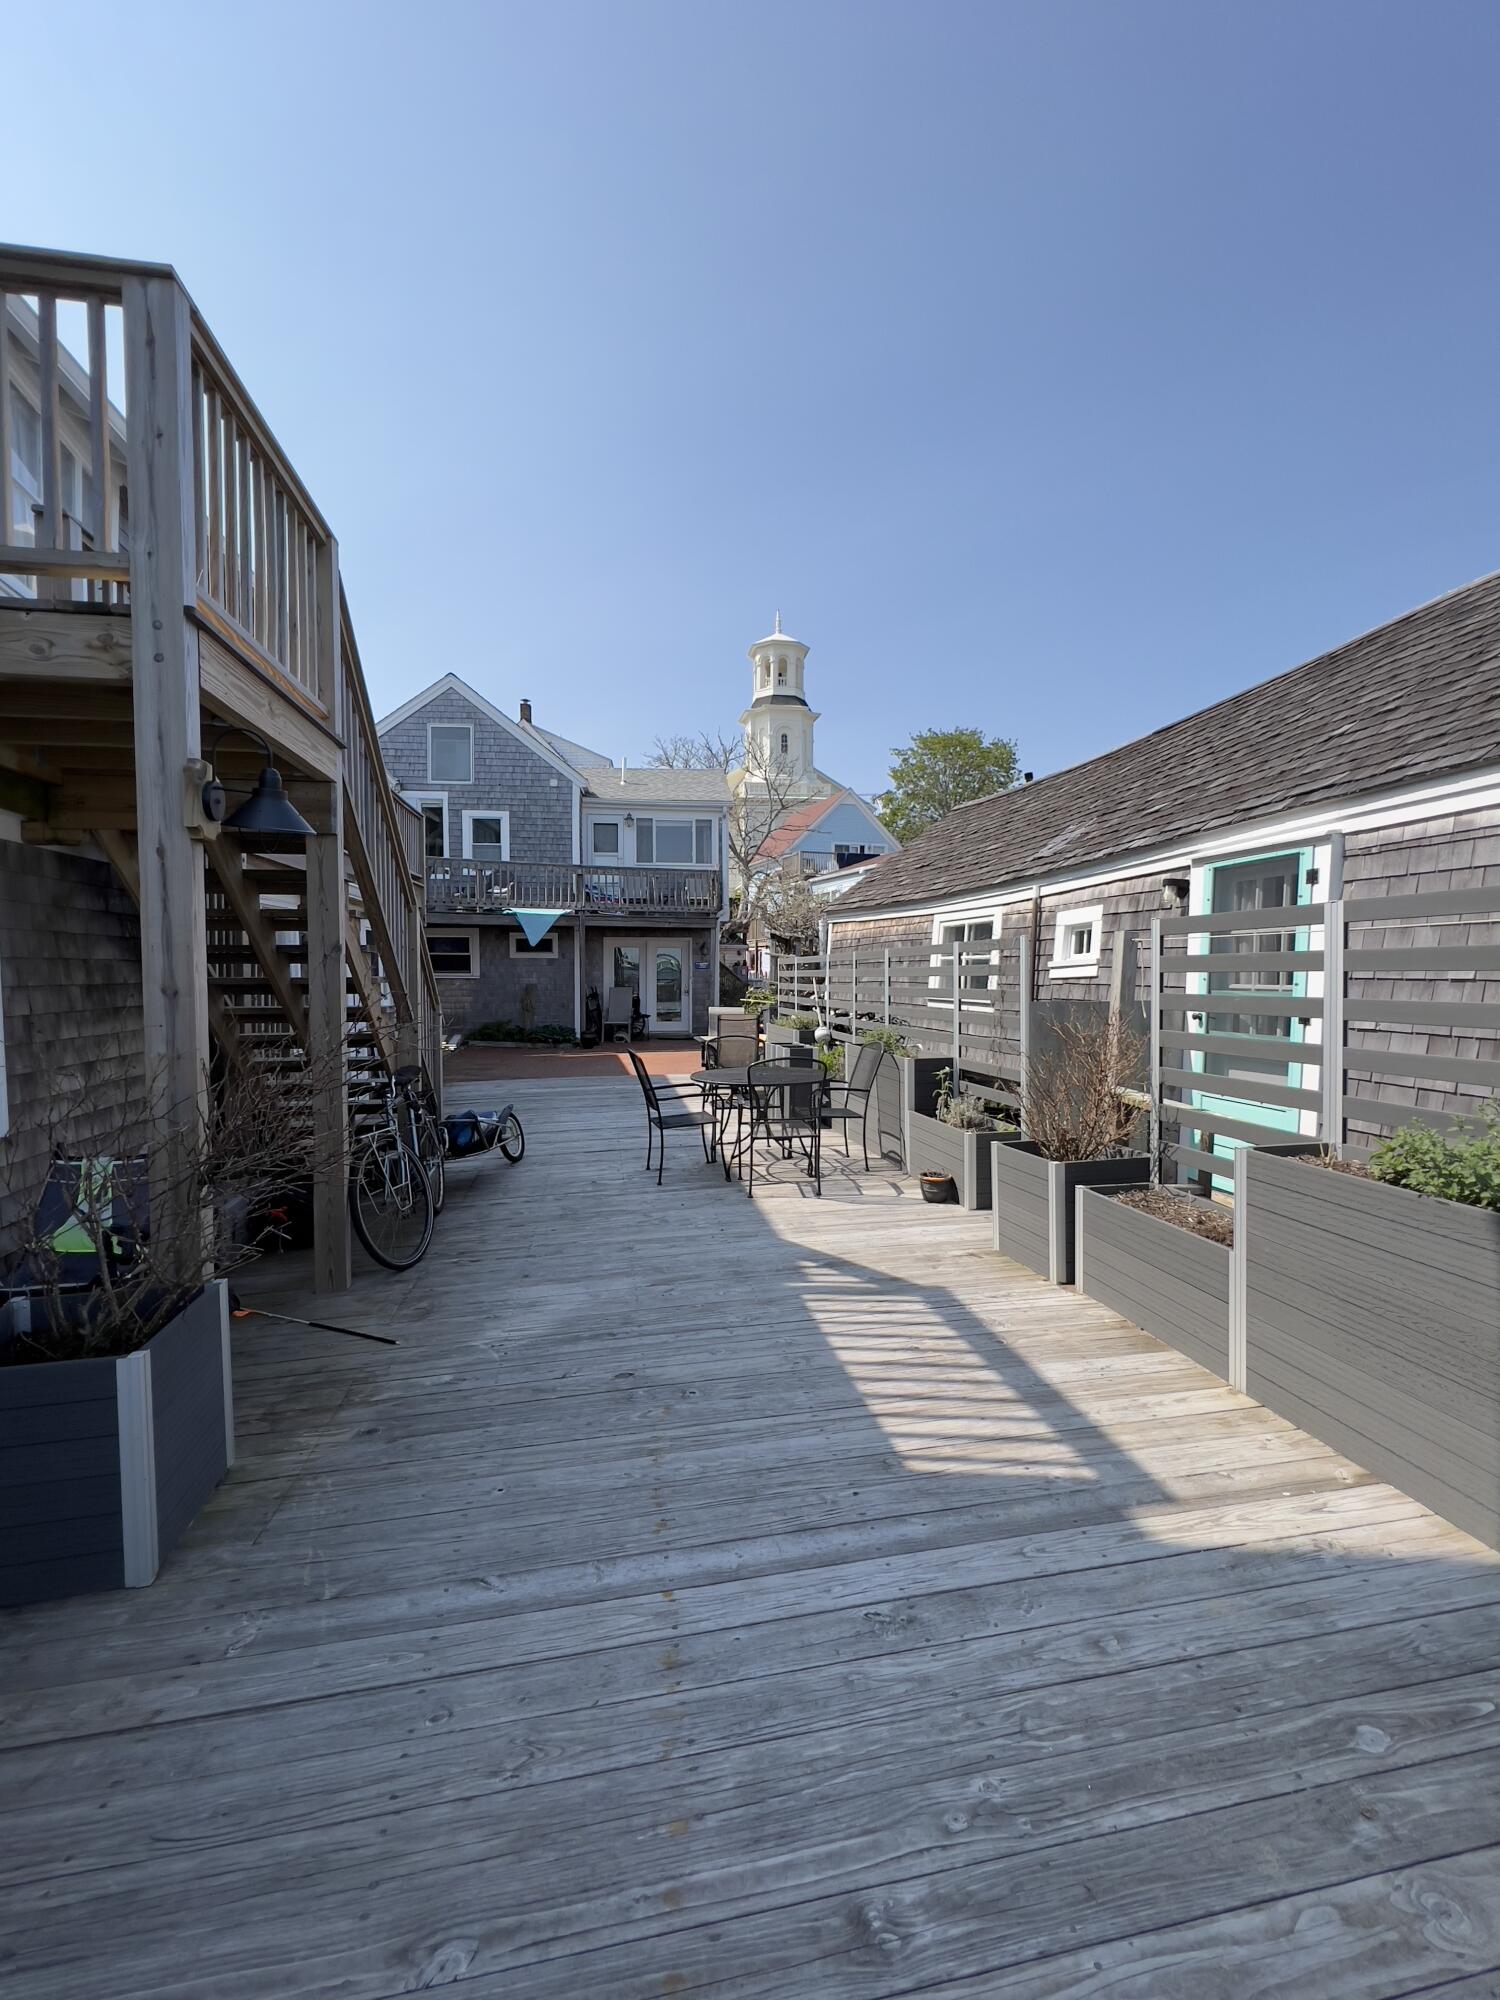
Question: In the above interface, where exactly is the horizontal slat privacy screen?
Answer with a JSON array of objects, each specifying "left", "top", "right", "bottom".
[
  {"left": 1150, "top": 884, "right": 1500, "bottom": 1178},
  {"left": 779, "top": 880, "right": 1500, "bottom": 1174}
]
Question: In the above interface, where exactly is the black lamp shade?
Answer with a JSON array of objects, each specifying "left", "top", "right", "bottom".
[{"left": 223, "top": 764, "right": 316, "bottom": 843}]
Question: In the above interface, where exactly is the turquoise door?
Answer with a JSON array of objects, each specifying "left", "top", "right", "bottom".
[{"left": 1189, "top": 849, "right": 1314, "bottom": 1188}]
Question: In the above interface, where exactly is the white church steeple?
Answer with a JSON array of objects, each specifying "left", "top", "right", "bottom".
[{"left": 740, "top": 612, "right": 819, "bottom": 783}]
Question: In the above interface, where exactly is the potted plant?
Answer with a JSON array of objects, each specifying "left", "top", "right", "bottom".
[
  {"left": 0, "top": 1061, "right": 326, "bottom": 1607},
  {"left": 765, "top": 1011, "right": 820, "bottom": 1053},
  {"left": 1242, "top": 1108, "right": 1500, "bottom": 1549},
  {"left": 1075, "top": 1183, "right": 1235, "bottom": 1379},
  {"left": 920, "top": 1169, "right": 958, "bottom": 1204},
  {"left": 992, "top": 1014, "right": 1149, "bottom": 1283},
  {"left": 907, "top": 1063, "right": 1025, "bottom": 1212}
]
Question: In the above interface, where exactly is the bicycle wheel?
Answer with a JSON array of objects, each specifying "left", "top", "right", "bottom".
[
  {"left": 413, "top": 1109, "right": 446, "bottom": 1216},
  {"left": 499, "top": 1112, "right": 525, "bottom": 1163},
  {"left": 350, "top": 1137, "right": 435, "bottom": 1270}
]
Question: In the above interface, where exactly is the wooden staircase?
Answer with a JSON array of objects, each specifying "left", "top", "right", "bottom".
[
  {"left": 203, "top": 846, "right": 398, "bottom": 1126},
  {"left": 99, "top": 832, "right": 402, "bottom": 1125}
]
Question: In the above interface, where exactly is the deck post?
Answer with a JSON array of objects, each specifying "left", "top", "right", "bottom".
[
  {"left": 1320, "top": 897, "right": 1345, "bottom": 1153},
  {"left": 123, "top": 273, "right": 212, "bottom": 1282},
  {"left": 305, "top": 775, "right": 352, "bottom": 1294}
]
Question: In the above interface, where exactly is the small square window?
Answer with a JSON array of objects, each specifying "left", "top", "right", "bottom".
[
  {"left": 591, "top": 821, "right": 620, "bottom": 857},
  {"left": 428, "top": 724, "right": 473, "bottom": 784},
  {"left": 1048, "top": 904, "right": 1104, "bottom": 979}
]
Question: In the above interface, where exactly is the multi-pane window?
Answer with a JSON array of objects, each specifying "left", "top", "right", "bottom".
[
  {"left": 635, "top": 817, "right": 715, "bottom": 865},
  {"left": 427, "top": 930, "right": 476, "bottom": 976},
  {"left": 428, "top": 724, "right": 473, "bottom": 784},
  {"left": 1048, "top": 904, "right": 1103, "bottom": 978},
  {"left": 466, "top": 814, "right": 507, "bottom": 862},
  {"left": 938, "top": 918, "right": 996, "bottom": 992}
]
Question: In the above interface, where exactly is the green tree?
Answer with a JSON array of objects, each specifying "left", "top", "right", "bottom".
[{"left": 878, "top": 726, "right": 1020, "bottom": 842}]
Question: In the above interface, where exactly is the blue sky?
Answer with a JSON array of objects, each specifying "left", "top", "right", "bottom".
[{"left": 11, "top": 1, "right": 1499, "bottom": 794}]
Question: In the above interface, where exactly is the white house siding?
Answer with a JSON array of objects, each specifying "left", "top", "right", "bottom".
[{"left": 0, "top": 842, "right": 147, "bottom": 1241}]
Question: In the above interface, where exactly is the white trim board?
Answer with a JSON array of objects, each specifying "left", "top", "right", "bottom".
[
  {"left": 828, "top": 763, "right": 1500, "bottom": 935},
  {"left": 375, "top": 673, "right": 587, "bottom": 788}
]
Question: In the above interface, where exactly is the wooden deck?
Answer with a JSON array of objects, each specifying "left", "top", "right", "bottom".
[{"left": 3, "top": 1078, "right": 1500, "bottom": 1997}]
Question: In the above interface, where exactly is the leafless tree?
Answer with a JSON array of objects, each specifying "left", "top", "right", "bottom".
[
  {"left": 1, "top": 1048, "right": 345, "bottom": 1363},
  {"left": 646, "top": 728, "right": 811, "bottom": 902},
  {"left": 1019, "top": 1013, "right": 1145, "bottom": 1163}
]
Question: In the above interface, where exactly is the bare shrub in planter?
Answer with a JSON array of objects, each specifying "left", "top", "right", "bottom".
[{"left": 1018, "top": 1014, "right": 1143, "bottom": 1163}]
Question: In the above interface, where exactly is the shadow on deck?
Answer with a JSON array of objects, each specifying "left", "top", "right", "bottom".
[{"left": 0, "top": 1075, "right": 1498, "bottom": 1997}]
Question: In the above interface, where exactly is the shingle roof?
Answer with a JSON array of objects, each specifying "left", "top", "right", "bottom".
[
  {"left": 532, "top": 725, "right": 613, "bottom": 769},
  {"left": 753, "top": 789, "right": 854, "bottom": 862},
  {"left": 584, "top": 768, "right": 732, "bottom": 804},
  {"left": 840, "top": 570, "right": 1500, "bottom": 912}
]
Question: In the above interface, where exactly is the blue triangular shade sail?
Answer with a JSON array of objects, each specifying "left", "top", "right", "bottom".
[{"left": 514, "top": 907, "right": 568, "bottom": 947}]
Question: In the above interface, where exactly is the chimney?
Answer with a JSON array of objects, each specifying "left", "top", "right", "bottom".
[{"left": 519, "top": 698, "right": 533, "bottom": 724}]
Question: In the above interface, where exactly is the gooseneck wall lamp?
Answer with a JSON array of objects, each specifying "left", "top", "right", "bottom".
[{"left": 202, "top": 725, "right": 317, "bottom": 844}]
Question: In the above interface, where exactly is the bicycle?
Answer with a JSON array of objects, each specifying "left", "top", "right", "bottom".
[
  {"left": 349, "top": 1079, "right": 435, "bottom": 1270},
  {"left": 394, "top": 1065, "right": 446, "bottom": 1216}
]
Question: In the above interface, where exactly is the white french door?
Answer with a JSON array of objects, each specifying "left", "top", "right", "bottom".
[{"left": 610, "top": 937, "right": 690, "bottom": 1036}]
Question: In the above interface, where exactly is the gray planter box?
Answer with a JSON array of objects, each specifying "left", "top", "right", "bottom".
[
  {"left": 1243, "top": 1149, "right": 1500, "bottom": 1549},
  {"left": 907, "top": 1110, "right": 1027, "bottom": 1211},
  {"left": 766, "top": 1021, "right": 816, "bottom": 1047},
  {"left": 0, "top": 1280, "right": 234, "bottom": 1607},
  {"left": 1075, "top": 1187, "right": 1232, "bottom": 1379},
  {"left": 992, "top": 1141, "right": 1150, "bottom": 1284}
]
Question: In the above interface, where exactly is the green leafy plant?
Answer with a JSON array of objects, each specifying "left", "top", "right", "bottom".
[
  {"left": 1365, "top": 1101, "right": 1500, "bottom": 1210},
  {"left": 466, "top": 1021, "right": 577, "bottom": 1046},
  {"left": 932, "top": 1064, "right": 1011, "bottom": 1131},
  {"left": 815, "top": 1042, "right": 845, "bottom": 1080},
  {"left": 781, "top": 1012, "right": 820, "bottom": 1030},
  {"left": 740, "top": 986, "right": 776, "bottom": 1015},
  {"left": 858, "top": 1025, "right": 910, "bottom": 1057}
]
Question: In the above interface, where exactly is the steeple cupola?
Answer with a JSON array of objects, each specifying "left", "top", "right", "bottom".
[{"left": 740, "top": 611, "right": 819, "bottom": 781}]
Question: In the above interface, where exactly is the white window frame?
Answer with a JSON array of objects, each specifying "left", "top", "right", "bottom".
[
  {"left": 427, "top": 722, "right": 474, "bottom": 785},
  {"left": 405, "top": 791, "right": 450, "bottom": 858},
  {"left": 461, "top": 808, "right": 510, "bottom": 861},
  {"left": 635, "top": 815, "right": 708, "bottom": 867},
  {"left": 426, "top": 927, "right": 480, "bottom": 978},
  {"left": 1048, "top": 902, "right": 1104, "bottom": 979},
  {"left": 929, "top": 914, "right": 1000, "bottom": 1002},
  {"left": 589, "top": 818, "right": 621, "bottom": 858},
  {"left": 509, "top": 930, "right": 559, "bottom": 958}
]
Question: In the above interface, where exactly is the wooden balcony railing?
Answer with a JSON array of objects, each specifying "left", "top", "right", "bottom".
[{"left": 426, "top": 859, "right": 722, "bottom": 918}]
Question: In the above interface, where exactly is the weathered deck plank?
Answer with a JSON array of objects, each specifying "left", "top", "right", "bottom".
[{"left": 1, "top": 1075, "right": 1498, "bottom": 1998}]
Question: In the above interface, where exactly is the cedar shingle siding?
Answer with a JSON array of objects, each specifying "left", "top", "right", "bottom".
[
  {"left": 0, "top": 845, "right": 147, "bottom": 1241},
  {"left": 378, "top": 688, "right": 575, "bottom": 861}
]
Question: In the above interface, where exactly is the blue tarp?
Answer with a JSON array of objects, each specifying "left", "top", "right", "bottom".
[{"left": 514, "top": 907, "right": 569, "bottom": 947}]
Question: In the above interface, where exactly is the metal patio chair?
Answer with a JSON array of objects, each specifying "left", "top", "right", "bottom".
[
  {"left": 823, "top": 1038, "right": 884, "bottom": 1170},
  {"left": 740, "top": 1058, "right": 825, "bottom": 1199},
  {"left": 627, "top": 1049, "right": 717, "bottom": 1185}
]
